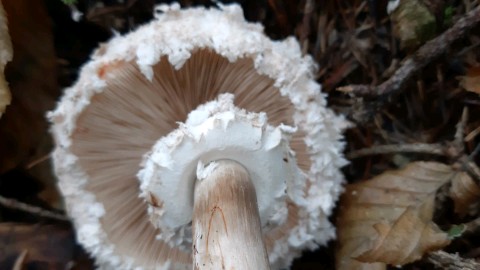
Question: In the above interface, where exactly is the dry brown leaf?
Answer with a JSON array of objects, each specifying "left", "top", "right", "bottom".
[
  {"left": 459, "top": 66, "right": 480, "bottom": 94},
  {"left": 0, "top": 1, "right": 13, "bottom": 118},
  {"left": 0, "top": 0, "right": 61, "bottom": 208},
  {"left": 336, "top": 162, "right": 455, "bottom": 269},
  {"left": 0, "top": 0, "right": 58, "bottom": 172},
  {"left": 356, "top": 200, "right": 450, "bottom": 264},
  {"left": 0, "top": 223, "right": 75, "bottom": 269},
  {"left": 389, "top": 0, "right": 436, "bottom": 49},
  {"left": 450, "top": 171, "right": 480, "bottom": 217}
]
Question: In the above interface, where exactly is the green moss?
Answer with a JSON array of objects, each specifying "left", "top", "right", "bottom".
[
  {"left": 390, "top": 0, "right": 436, "bottom": 49},
  {"left": 61, "top": 0, "right": 78, "bottom": 5},
  {"left": 447, "top": 224, "right": 465, "bottom": 239},
  {"left": 444, "top": 6, "right": 454, "bottom": 27}
]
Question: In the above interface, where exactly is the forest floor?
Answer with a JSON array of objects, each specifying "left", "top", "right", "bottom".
[{"left": 0, "top": 0, "right": 479, "bottom": 269}]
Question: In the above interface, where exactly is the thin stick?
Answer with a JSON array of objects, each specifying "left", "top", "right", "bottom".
[
  {"left": 347, "top": 143, "right": 445, "bottom": 159},
  {"left": 192, "top": 160, "right": 270, "bottom": 270},
  {"left": 299, "top": 0, "right": 314, "bottom": 54},
  {"left": 458, "top": 155, "right": 480, "bottom": 187},
  {"left": 25, "top": 153, "right": 51, "bottom": 169},
  {"left": 347, "top": 141, "right": 480, "bottom": 186},
  {"left": 0, "top": 195, "right": 69, "bottom": 221},
  {"left": 338, "top": 5, "right": 480, "bottom": 97},
  {"left": 428, "top": 250, "right": 480, "bottom": 270},
  {"left": 12, "top": 250, "right": 28, "bottom": 270},
  {"left": 462, "top": 216, "right": 480, "bottom": 234},
  {"left": 453, "top": 108, "right": 468, "bottom": 151}
]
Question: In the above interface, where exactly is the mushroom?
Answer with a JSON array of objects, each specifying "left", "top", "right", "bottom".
[
  {"left": 49, "top": 3, "right": 348, "bottom": 270},
  {"left": 0, "top": 1, "right": 12, "bottom": 117}
]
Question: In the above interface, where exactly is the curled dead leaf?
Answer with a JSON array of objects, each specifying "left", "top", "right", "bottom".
[
  {"left": 0, "top": 1, "right": 13, "bottom": 117},
  {"left": 0, "top": 0, "right": 61, "bottom": 208},
  {"left": 450, "top": 172, "right": 480, "bottom": 217},
  {"left": 458, "top": 66, "right": 480, "bottom": 94},
  {"left": 389, "top": 0, "right": 436, "bottom": 49},
  {"left": 336, "top": 162, "right": 455, "bottom": 269},
  {"left": 356, "top": 200, "right": 450, "bottom": 264}
]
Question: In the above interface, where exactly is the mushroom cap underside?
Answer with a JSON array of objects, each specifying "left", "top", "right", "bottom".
[
  {"left": 138, "top": 93, "right": 305, "bottom": 250},
  {"left": 49, "top": 4, "right": 348, "bottom": 270}
]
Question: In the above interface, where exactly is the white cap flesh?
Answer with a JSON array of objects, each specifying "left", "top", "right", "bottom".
[
  {"left": 49, "top": 3, "right": 348, "bottom": 269},
  {"left": 138, "top": 93, "right": 304, "bottom": 250}
]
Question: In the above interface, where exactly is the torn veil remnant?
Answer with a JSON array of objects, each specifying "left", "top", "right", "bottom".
[
  {"left": 49, "top": 3, "right": 348, "bottom": 270},
  {"left": 0, "top": 1, "right": 12, "bottom": 117}
]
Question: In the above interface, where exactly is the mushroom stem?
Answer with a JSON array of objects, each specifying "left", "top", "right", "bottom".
[{"left": 192, "top": 160, "right": 271, "bottom": 270}]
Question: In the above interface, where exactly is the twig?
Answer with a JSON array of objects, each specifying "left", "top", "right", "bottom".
[
  {"left": 453, "top": 108, "right": 468, "bottom": 152},
  {"left": 346, "top": 143, "right": 445, "bottom": 159},
  {"left": 463, "top": 216, "right": 480, "bottom": 234},
  {"left": 299, "top": 0, "right": 314, "bottom": 54},
  {"left": 347, "top": 141, "right": 480, "bottom": 185},
  {"left": 0, "top": 195, "right": 69, "bottom": 221},
  {"left": 347, "top": 108, "right": 480, "bottom": 187},
  {"left": 470, "top": 143, "right": 480, "bottom": 158},
  {"left": 338, "top": 5, "right": 480, "bottom": 97},
  {"left": 442, "top": 107, "right": 469, "bottom": 159},
  {"left": 465, "top": 125, "right": 480, "bottom": 142},
  {"left": 12, "top": 250, "right": 28, "bottom": 270},
  {"left": 25, "top": 153, "right": 51, "bottom": 169},
  {"left": 458, "top": 155, "right": 480, "bottom": 186},
  {"left": 428, "top": 250, "right": 480, "bottom": 270},
  {"left": 449, "top": 107, "right": 480, "bottom": 185}
]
